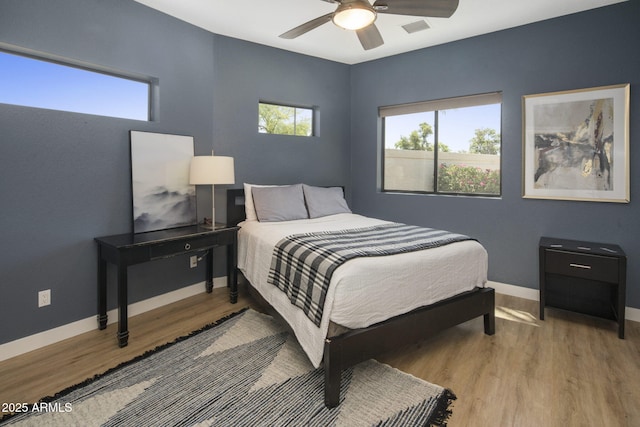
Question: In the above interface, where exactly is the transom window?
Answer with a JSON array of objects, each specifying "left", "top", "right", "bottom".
[
  {"left": 0, "top": 48, "right": 152, "bottom": 121},
  {"left": 258, "top": 101, "right": 314, "bottom": 137},
  {"left": 381, "top": 92, "right": 502, "bottom": 196}
]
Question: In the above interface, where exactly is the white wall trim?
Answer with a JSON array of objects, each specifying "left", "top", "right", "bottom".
[
  {"left": 488, "top": 280, "right": 540, "bottom": 301},
  {"left": 488, "top": 280, "right": 640, "bottom": 323},
  {"left": 0, "top": 278, "right": 226, "bottom": 363},
  {"left": 1, "top": 280, "right": 638, "bottom": 362},
  {"left": 628, "top": 307, "right": 640, "bottom": 323}
]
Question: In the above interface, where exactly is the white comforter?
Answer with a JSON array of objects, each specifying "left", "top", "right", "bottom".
[{"left": 237, "top": 213, "right": 488, "bottom": 367}]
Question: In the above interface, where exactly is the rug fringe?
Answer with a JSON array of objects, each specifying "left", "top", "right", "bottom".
[
  {"left": 0, "top": 307, "right": 249, "bottom": 423},
  {"left": 426, "top": 388, "right": 457, "bottom": 427}
]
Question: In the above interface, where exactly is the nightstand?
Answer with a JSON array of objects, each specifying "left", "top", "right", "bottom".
[
  {"left": 95, "top": 224, "right": 239, "bottom": 347},
  {"left": 539, "top": 237, "right": 626, "bottom": 338}
]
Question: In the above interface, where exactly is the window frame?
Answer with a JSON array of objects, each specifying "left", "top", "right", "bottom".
[
  {"left": 0, "top": 44, "right": 156, "bottom": 121},
  {"left": 258, "top": 100, "right": 316, "bottom": 137},
  {"left": 380, "top": 92, "right": 502, "bottom": 197}
]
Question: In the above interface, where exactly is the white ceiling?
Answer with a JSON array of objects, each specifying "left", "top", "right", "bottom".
[{"left": 134, "top": 0, "right": 626, "bottom": 65}]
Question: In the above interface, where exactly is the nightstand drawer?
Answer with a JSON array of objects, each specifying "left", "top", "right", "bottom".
[
  {"left": 150, "top": 234, "right": 218, "bottom": 259},
  {"left": 545, "top": 250, "right": 618, "bottom": 283}
]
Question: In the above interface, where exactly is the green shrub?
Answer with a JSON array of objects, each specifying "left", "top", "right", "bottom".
[{"left": 438, "top": 163, "right": 500, "bottom": 195}]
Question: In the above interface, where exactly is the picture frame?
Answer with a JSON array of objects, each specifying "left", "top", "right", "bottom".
[
  {"left": 522, "top": 84, "right": 630, "bottom": 203},
  {"left": 130, "top": 131, "right": 197, "bottom": 233}
]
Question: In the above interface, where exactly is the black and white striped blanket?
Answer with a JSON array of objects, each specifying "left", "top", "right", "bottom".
[{"left": 267, "top": 223, "right": 474, "bottom": 326}]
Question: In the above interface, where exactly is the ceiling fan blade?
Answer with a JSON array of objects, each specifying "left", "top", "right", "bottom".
[
  {"left": 373, "top": 0, "right": 459, "bottom": 18},
  {"left": 279, "top": 13, "right": 333, "bottom": 39},
  {"left": 356, "top": 23, "right": 384, "bottom": 50}
]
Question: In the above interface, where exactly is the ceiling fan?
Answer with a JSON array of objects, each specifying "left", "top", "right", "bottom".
[{"left": 279, "top": 0, "right": 460, "bottom": 51}]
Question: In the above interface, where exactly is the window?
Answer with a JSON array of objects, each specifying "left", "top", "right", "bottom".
[
  {"left": 258, "top": 102, "right": 314, "bottom": 137},
  {"left": 0, "top": 49, "right": 151, "bottom": 121},
  {"left": 381, "top": 92, "right": 502, "bottom": 196}
]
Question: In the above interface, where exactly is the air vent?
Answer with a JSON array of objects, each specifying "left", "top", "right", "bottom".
[{"left": 402, "top": 20, "right": 430, "bottom": 34}]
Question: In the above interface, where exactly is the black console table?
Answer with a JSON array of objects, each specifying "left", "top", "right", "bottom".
[
  {"left": 539, "top": 237, "right": 626, "bottom": 338},
  {"left": 95, "top": 224, "right": 239, "bottom": 347}
]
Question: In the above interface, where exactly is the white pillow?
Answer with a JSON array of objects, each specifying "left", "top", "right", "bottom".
[
  {"left": 243, "top": 183, "right": 287, "bottom": 221},
  {"left": 252, "top": 184, "right": 308, "bottom": 222},
  {"left": 303, "top": 185, "right": 351, "bottom": 218}
]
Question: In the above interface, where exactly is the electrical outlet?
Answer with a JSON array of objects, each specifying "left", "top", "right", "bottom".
[
  {"left": 190, "top": 255, "right": 198, "bottom": 268},
  {"left": 38, "top": 289, "right": 51, "bottom": 308}
]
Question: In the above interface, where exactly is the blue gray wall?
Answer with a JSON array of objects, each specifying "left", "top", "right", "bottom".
[
  {"left": 0, "top": 0, "right": 350, "bottom": 344},
  {"left": 349, "top": 2, "right": 640, "bottom": 308},
  {"left": 210, "top": 36, "right": 351, "bottom": 216},
  {"left": 0, "top": 0, "right": 637, "bottom": 346}
]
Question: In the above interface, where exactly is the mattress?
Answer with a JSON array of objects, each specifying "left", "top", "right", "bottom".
[{"left": 237, "top": 213, "right": 488, "bottom": 367}]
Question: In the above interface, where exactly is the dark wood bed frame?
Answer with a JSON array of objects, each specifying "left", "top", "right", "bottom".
[{"left": 226, "top": 188, "right": 495, "bottom": 408}]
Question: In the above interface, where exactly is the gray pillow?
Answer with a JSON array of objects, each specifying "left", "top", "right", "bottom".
[
  {"left": 251, "top": 184, "right": 308, "bottom": 222},
  {"left": 303, "top": 185, "right": 351, "bottom": 218}
]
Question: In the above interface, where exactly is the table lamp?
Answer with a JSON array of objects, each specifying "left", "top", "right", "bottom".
[{"left": 189, "top": 154, "right": 235, "bottom": 227}]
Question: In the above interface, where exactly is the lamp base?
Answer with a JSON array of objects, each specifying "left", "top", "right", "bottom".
[
  {"left": 198, "top": 217, "right": 214, "bottom": 229},
  {"left": 199, "top": 218, "right": 225, "bottom": 230}
]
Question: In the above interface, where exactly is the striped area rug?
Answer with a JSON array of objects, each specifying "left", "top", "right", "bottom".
[{"left": 0, "top": 309, "right": 456, "bottom": 426}]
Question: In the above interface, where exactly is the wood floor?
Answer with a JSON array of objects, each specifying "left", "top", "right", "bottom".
[{"left": 1, "top": 285, "right": 639, "bottom": 426}]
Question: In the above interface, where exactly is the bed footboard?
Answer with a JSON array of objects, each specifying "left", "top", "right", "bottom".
[{"left": 323, "top": 287, "right": 495, "bottom": 408}]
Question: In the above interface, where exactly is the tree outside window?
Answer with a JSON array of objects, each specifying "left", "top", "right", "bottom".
[
  {"left": 258, "top": 102, "right": 313, "bottom": 137},
  {"left": 381, "top": 93, "right": 502, "bottom": 196}
]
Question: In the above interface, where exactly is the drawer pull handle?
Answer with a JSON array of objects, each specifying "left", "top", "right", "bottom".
[
  {"left": 184, "top": 243, "right": 191, "bottom": 250},
  {"left": 569, "top": 263, "right": 591, "bottom": 270}
]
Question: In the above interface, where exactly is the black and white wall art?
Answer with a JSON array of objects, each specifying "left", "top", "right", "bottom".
[{"left": 130, "top": 131, "right": 197, "bottom": 233}]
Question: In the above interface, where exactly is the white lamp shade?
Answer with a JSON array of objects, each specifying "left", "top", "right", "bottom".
[{"left": 189, "top": 156, "right": 235, "bottom": 185}]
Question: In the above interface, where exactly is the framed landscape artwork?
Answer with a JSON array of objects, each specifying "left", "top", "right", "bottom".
[
  {"left": 130, "top": 131, "right": 197, "bottom": 233},
  {"left": 522, "top": 84, "right": 630, "bottom": 203}
]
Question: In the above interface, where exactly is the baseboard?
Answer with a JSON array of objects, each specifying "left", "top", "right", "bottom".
[
  {"left": 2, "top": 279, "right": 638, "bottom": 362},
  {"left": 0, "top": 278, "right": 227, "bottom": 363},
  {"left": 487, "top": 281, "right": 540, "bottom": 301},
  {"left": 487, "top": 280, "right": 640, "bottom": 323}
]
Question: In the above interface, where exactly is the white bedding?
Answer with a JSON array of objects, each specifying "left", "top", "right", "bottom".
[{"left": 237, "top": 213, "right": 488, "bottom": 367}]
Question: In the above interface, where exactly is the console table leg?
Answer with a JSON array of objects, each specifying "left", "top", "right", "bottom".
[
  {"left": 117, "top": 264, "right": 129, "bottom": 347},
  {"left": 97, "top": 249, "right": 108, "bottom": 330},
  {"left": 205, "top": 248, "right": 214, "bottom": 293},
  {"left": 117, "top": 331, "right": 129, "bottom": 348},
  {"left": 98, "top": 314, "right": 108, "bottom": 330},
  {"left": 228, "top": 239, "right": 238, "bottom": 304}
]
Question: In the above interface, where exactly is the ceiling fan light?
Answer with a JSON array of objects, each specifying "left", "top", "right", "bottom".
[{"left": 333, "top": 3, "right": 376, "bottom": 31}]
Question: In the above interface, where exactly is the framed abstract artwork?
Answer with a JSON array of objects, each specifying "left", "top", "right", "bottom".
[
  {"left": 522, "top": 84, "right": 630, "bottom": 203},
  {"left": 130, "top": 131, "right": 197, "bottom": 233}
]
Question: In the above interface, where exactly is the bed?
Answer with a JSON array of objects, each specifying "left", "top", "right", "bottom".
[{"left": 226, "top": 185, "right": 495, "bottom": 408}]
